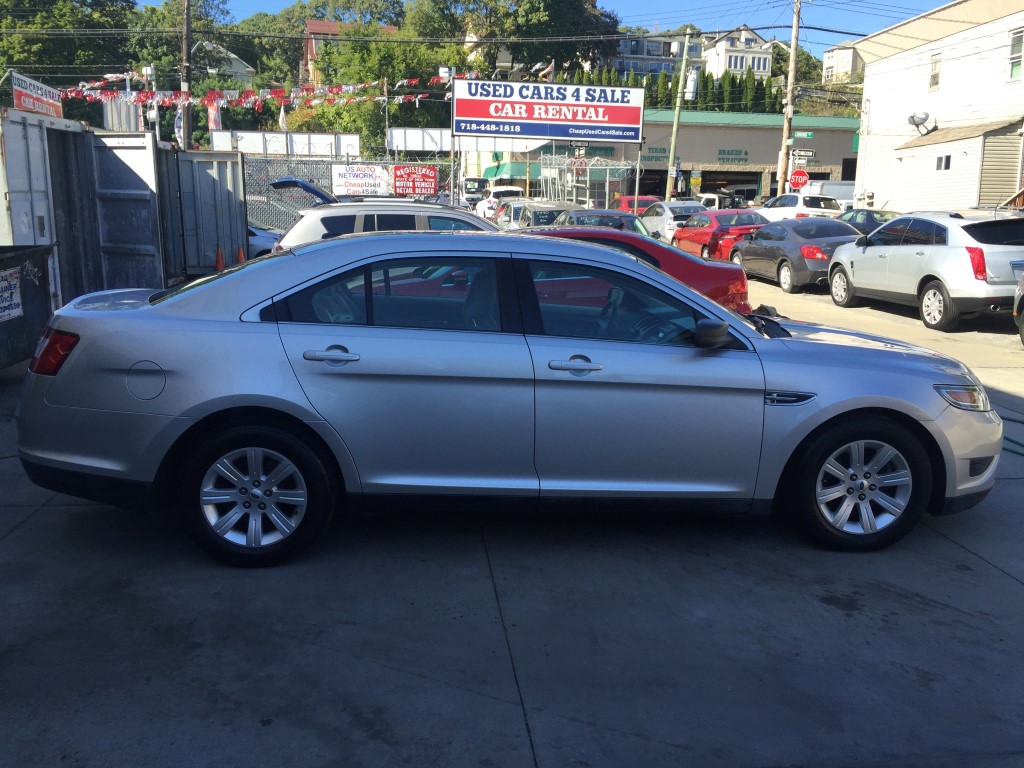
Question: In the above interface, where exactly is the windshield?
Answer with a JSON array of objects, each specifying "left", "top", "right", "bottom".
[{"left": 463, "top": 178, "right": 487, "bottom": 193}]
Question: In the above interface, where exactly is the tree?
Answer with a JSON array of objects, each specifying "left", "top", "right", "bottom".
[
  {"left": 741, "top": 68, "right": 756, "bottom": 112},
  {"left": 655, "top": 71, "right": 669, "bottom": 108},
  {"left": 720, "top": 71, "right": 734, "bottom": 112},
  {"left": 315, "top": 0, "right": 404, "bottom": 26},
  {"left": 229, "top": 1, "right": 313, "bottom": 88},
  {"left": 0, "top": 0, "right": 138, "bottom": 90},
  {"left": 771, "top": 43, "right": 822, "bottom": 84}
]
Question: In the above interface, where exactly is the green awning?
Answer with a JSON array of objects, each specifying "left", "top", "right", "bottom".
[{"left": 482, "top": 162, "right": 540, "bottom": 181}]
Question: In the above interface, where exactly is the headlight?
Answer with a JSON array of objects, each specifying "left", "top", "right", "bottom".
[{"left": 934, "top": 384, "right": 991, "bottom": 412}]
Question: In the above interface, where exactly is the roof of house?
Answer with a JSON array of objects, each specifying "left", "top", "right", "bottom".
[
  {"left": 701, "top": 25, "right": 767, "bottom": 50},
  {"left": 853, "top": 0, "right": 1016, "bottom": 64},
  {"left": 895, "top": 117, "right": 1022, "bottom": 150}
]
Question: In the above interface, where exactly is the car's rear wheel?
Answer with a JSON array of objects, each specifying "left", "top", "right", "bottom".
[
  {"left": 920, "top": 280, "right": 960, "bottom": 331},
  {"left": 778, "top": 261, "right": 798, "bottom": 293},
  {"left": 731, "top": 251, "right": 742, "bottom": 266},
  {"left": 181, "top": 425, "right": 336, "bottom": 566},
  {"left": 1018, "top": 313, "right": 1024, "bottom": 347},
  {"left": 829, "top": 267, "right": 857, "bottom": 307},
  {"left": 792, "top": 417, "right": 932, "bottom": 551}
]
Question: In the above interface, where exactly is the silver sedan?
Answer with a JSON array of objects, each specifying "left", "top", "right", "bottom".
[{"left": 18, "top": 231, "right": 1002, "bottom": 565}]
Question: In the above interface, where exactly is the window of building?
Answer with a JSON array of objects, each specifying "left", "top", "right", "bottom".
[
  {"left": 936, "top": 155, "right": 951, "bottom": 171},
  {"left": 929, "top": 53, "right": 941, "bottom": 89},
  {"left": 1011, "top": 29, "right": 1023, "bottom": 79},
  {"left": 663, "top": 42, "right": 672, "bottom": 57},
  {"left": 630, "top": 39, "right": 640, "bottom": 55},
  {"left": 744, "top": 38, "right": 755, "bottom": 48},
  {"left": 728, "top": 37, "right": 738, "bottom": 47}
]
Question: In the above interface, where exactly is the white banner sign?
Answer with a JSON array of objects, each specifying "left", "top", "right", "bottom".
[
  {"left": 0, "top": 266, "right": 25, "bottom": 322},
  {"left": 332, "top": 164, "right": 391, "bottom": 196}
]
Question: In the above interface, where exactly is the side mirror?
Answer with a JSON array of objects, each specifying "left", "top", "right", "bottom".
[
  {"left": 855, "top": 235, "right": 868, "bottom": 247},
  {"left": 694, "top": 319, "right": 733, "bottom": 349},
  {"left": 444, "top": 269, "right": 470, "bottom": 287},
  {"left": 742, "top": 233, "right": 754, "bottom": 241},
  {"left": 650, "top": 230, "right": 662, "bottom": 240}
]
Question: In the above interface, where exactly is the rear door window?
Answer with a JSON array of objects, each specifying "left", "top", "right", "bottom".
[
  {"left": 427, "top": 216, "right": 484, "bottom": 231},
  {"left": 365, "top": 213, "right": 417, "bottom": 232},
  {"left": 869, "top": 220, "right": 910, "bottom": 246}
]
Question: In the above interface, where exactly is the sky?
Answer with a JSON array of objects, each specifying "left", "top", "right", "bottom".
[{"left": 220, "top": 0, "right": 949, "bottom": 59}]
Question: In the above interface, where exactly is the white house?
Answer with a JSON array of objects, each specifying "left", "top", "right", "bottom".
[
  {"left": 854, "top": 0, "right": 1024, "bottom": 211},
  {"left": 700, "top": 26, "right": 773, "bottom": 81},
  {"left": 822, "top": 41, "right": 864, "bottom": 83}
]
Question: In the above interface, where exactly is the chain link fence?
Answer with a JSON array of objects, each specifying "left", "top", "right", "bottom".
[
  {"left": 245, "top": 156, "right": 457, "bottom": 232},
  {"left": 537, "top": 156, "right": 634, "bottom": 209}
]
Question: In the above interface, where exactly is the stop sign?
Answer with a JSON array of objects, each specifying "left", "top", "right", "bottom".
[{"left": 789, "top": 169, "right": 809, "bottom": 189}]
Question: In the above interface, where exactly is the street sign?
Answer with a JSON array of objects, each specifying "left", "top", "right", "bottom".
[
  {"left": 789, "top": 169, "right": 809, "bottom": 189},
  {"left": 792, "top": 157, "right": 807, "bottom": 166},
  {"left": 791, "top": 149, "right": 816, "bottom": 158},
  {"left": 794, "top": 131, "right": 814, "bottom": 139},
  {"left": 569, "top": 140, "right": 590, "bottom": 148},
  {"left": 574, "top": 146, "right": 586, "bottom": 157}
]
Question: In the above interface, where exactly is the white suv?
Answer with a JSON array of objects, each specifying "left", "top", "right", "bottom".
[
  {"left": 276, "top": 199, "right": 496, "bottom": 250},
  {"left": 758, "top": 194, "right": 842, "bottom": 221},
  {"left": 475, "top": 186, "right": 525, "bottom": 220},
  {"left": 829, "top": 212, "right": 1024, "bottom": 331}
]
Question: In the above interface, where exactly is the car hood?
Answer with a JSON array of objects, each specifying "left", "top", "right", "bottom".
[{"left": 773, "top": 318, "right": 973, "bottom": 378}]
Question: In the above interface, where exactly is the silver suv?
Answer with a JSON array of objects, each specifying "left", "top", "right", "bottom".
[
  {"left": 276, "top": 199, "right": 497, "bottom": 250},
  {"left": 829, "top": 212, "right": 1024, "bottom": 331}
]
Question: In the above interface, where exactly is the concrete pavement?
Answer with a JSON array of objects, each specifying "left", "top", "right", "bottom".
[{"left": 2, "top": 296, "right": 1024, "bottom": 767}]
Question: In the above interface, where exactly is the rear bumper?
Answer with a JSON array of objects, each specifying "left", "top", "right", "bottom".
[
  {"left": 951, "top": 294, "right": 1015, "bottom": 314},
  {"left": 21, "top": 458, "right": 158, "bottom": 511}
]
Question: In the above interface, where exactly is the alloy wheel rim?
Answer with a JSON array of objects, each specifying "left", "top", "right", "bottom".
[
  {"left": 922, "top": 290, "right": 944, "bottom": 325},
  {"left": 199, "top": 447, "right": 308, "bottom": 548},
  {"left": 815, "top": 439, "right": 912, "bottom": 535},
  {"left": 780, "top": 265, "right": 792, "bottom": 290},
  {"left": 832, "top": 272, "right": 847, "bottom": 301}
]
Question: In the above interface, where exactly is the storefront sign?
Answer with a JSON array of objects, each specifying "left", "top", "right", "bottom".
[
  {"left": 11, "top": 72, "right": 63, "bottom": 119},
  {"left": 452, "top": 80, "right": 645, "bottom": 143},
  {"left": 331, "top": 164, "right": 391, "bottom": 196},
  {"left": 717, "top": 149, "right": 749, "bottom": 165},
  {"left": 393, "top": 165, "right": 438, "bottom": 196},
  {"left": 640, "top": 146, "right": 678, "bottom": 163}
]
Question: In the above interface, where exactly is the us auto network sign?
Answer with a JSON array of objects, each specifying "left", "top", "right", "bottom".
[{"left": 452, "top": 81, "right": 644, "bottom": 143}]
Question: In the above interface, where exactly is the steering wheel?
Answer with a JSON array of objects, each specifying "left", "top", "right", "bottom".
[{"left": 629, "top": 313, "right": 664, "bottom": 341}]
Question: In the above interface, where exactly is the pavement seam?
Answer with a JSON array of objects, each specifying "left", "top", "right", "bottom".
[
  {"left": 0, "top": 503, "right": 46, "bottom": 543},
  {"left": 479, "top": 517, "right": 540, "bottom": 768},
  {"left": 923, "top": 514, "right": 1024, "bottom": 589}
]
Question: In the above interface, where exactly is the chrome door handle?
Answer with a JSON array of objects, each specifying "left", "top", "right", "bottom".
[
  {"left": 303, "top": 350, "right": 360, "bottom": 363},
  {"left": 549, "top": 359, "right": 602, "bottom": 372},
  {"left": 915, "top": 251, "right": 925, "bottom": 256}
]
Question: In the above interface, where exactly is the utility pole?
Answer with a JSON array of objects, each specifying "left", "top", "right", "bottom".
[
  {"left": 775, "top": 0, "right": 801, "bottom": 196},
  {"left": 665, "top": 31, "right": 691, "bottom": 201},
  {"left": 180, "top": 0, "right": 192, "bottom": 149}
]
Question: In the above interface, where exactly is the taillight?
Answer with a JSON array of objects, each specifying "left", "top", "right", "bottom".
[
  {"left": 29, "top": 327, "right": 79, "bottom": 376},
  {"left": 795, "top": 212, "right": 810, "bottom": 218},
  {"left": 271, "top": 243, "right": 283, "bottom": 253},
  {"left": 722, "top": 271, "right": 749, "bottom": 310},
  {"left": 800, "top": 244, "right": 829, "bottom": 260},
  {"left": 966, "top": 246, "right": 987, "bottom": 280}
]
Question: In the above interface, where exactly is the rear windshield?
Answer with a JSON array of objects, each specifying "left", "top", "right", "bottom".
[
  {"left": 793, "top": 219, "right": 860, "bottom": 238},
  {"left": 962, "top": 219, "right": 1024, "bottom": 245},
  {"left": 803, "top": 196, "right": 841, "bottom": 210},
  {"left": 717, "top": 213, "right": 768, "bottom": 226},
  {"left": 531, "top": 210, "right": 561, "bottom": 225},
  {"left": 494, "top": 189, "right": 522, "bottom": 199}
]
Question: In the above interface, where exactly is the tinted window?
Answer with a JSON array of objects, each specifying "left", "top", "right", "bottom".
[
  {"left": 803, "top": 196, "right": 841, "bottom": 211},
  {"left": 530, "top": 210, "right": 561, "bottom": 226},
  {"left": 793, "top": 220, "right": 860, "bottom": 239},
  {"left": 320, "top": 214, "right": 357, "bottom": 238},
  {"left": 283, "top": 258, "right": 500, "bottom": 332},
  {"left": 527, "top": 260, "right": 704, "bottom": 345},
  {"left": 902, "top": 219, "right": 937, "bottom": 246},
  {"left": 760, "top": 224, "right": 789, "bottom": 241},
  {"left": 364, "top": 213, "right": 417, "bottom": 232},
  {"left": 427, "top": 216, "right": 482, "bottom": 231},
  {"left": 962, "top": 219, "right": 1024, "bottom": 245},
  {"left": 870, "top": 220, "right": 909, "bottom": 246}
]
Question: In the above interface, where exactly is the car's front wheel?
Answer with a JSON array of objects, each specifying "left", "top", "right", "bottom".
[
  {"left": 830, "top": 267, "right": 857, "bottom": 307},
  {"left": 181, "top": 425, "right": 336, "bottom": 566},
  {"left": 920, "top": 280, "right": 960, "bottom": 331},
  {"left": 700, "top": 245, "right": 711, "bottom": 259},
  {"left": 792, "top": 417, "right": 932, "bottom": 551},
  {"left": 731, "top": 251, "right": 742, "bottom": 266},
  {"left": 1018, "top": 313, "right": 1024, "bottom": 347}
]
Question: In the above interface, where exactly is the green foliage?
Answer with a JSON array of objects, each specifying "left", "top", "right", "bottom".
[
  {"left": 741, "top": 68, "right": 756, "bottom": 112},
  {"left": 655, "top": 71, "right": 669, "bottom": 108},
  {"left": 771, "top": 43, "right": 822, "bottom": 84}
]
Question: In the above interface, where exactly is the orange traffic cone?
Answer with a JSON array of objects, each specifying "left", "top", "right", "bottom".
[
  {"left": 237, "top": 246, "right": 245, "bottom": 264},
  {"left": 214, "top": 246, "right": 224, "bottom": 271}
]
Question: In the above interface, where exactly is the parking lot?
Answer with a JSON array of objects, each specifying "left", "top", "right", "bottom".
[{"left": 2, "top": 280, "right": 1024, "bottom": 767}]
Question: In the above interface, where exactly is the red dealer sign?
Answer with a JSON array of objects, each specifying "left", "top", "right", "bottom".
[
  {"left": 393, "top": 165, "right": 438, "bottom": 196},
  {"left": 452, "top": 80, "right": 644, "bottom": 143},
  {"left": 11, "top": 72, "right": 62, "bottom": 119}
]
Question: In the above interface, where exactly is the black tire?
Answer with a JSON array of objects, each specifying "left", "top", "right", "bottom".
[
  {"left": 778, "top": 261, "right": 798, "bottom": 293},
  {"left": 919, "top": 280, "right": 960, "bottom": 331},
  {"left": 1018, "top": 314, "right": 1024, "bottom": 348},
  {"left": 829, "top": 267, "right": 857, "bottom": 307},
  {"left": 700, "top": 245, "right": 711, "bottom": 259},
  {"left": 790, "top": 417, "right": 932, "bottom": 552},
  {"left": 180, "top": 425, "right": 336, "bottom": 566}
]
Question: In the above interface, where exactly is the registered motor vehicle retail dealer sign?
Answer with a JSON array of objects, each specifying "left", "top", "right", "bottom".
[{"left": 452, "top": 80, "right": 644, "bottom": 143}]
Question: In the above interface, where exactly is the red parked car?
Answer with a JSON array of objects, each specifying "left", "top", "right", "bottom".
[
  {"left": 522, "top": 226, "right": 751, "bottom": 314},
  {"left": 672, "top": 209, "right": 769, "bottom": 259},
  {"left": 612, "top": 195, "right": 661, "bottom": 214}
]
